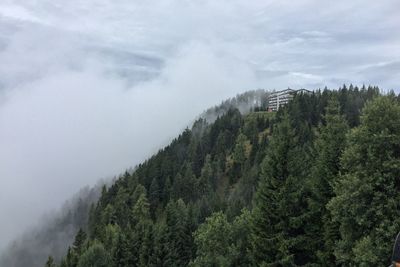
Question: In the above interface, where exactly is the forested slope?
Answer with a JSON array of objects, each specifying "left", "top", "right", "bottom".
[{"left": 46, "top": 85, "right": 400, "bottom": 267}]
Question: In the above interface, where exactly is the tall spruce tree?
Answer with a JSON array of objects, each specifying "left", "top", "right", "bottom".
[
  {"left": 165, "top": 199, "right": 193, "bottom": 266},
  {"left": 152, "top": 222, "right": 169, "bottom": 267},
  {"left": 131, "top": 193, "right": 153, "bottom": 266},
  {"left": 250, "top": 112, "right": 312, "bottom": 265},
  {"left": 308, "top": 98, "right": 349, "bottom": 264},
  {"left": 328, "top": 96, "right": 400, "bottom": 266}
]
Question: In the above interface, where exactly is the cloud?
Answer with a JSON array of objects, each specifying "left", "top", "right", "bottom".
[
  {"left": 0, "top": 37, "right": 256, "bottom": 252},
  {"left": 0, "top": 3, "right": 43, "bottom": 23}
]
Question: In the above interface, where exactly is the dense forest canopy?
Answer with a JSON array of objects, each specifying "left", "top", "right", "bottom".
[{"left": 42, "top": 85, "right": 400, "bottom": 266}]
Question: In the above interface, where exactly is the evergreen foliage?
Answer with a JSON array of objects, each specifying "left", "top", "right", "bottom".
[{"left": 328, "top": 96, "right": 400, "bottom": 266}]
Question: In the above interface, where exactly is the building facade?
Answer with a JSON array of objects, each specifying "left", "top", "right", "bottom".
[{"left": 268, "top": 89, "right": 311, "bottom": 111}]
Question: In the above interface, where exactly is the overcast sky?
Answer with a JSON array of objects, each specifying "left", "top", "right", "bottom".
[{"left": 0, "top": 0, "right": 399, "bottom": 253}]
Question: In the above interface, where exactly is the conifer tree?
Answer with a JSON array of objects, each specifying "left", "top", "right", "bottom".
[
  {"left": 163, "top": 176, "right": 172, "bottom": 205},
  {"left": 231, "top": 132, "right": 248, "bottom": 182},
  {"left": 250, "top": 112, "right": 312, "bottom": 265},
  {"left": 191, "top": 212, "right": 232, "bottom": 266},
  {"left": 73, "top": 229, "right": 87, "bottom": 256},
  {"left": 165, "top": 199, "right": 193, "bottom": 266},
  {"left": 197, "top": 154, "right": 213, "bottom": 196},
  {"left": 230, "top": 209, "right": 252, "bottom": 266},
  {"left": 131, "top": 193, "right": 153, "bottom": 264},
  {"left": 307, "top": 98, "right": 348, "bottom": 264},
  {"left": 152, "top": 223, "right": 169, "bottom": 267},
  {"left": 328, "top": 96, "right": 400, "bottom": 266},
  {"left": 76, "top": 242, "right": 112, "bottom": 267},
  {"left": 44, "top": 256, "right": 56, "bottom": 267},
  {"left": 149, "top": 177, "right": 161, "bottom": 215},
  {"left": 113, "top": 232, "right": 131, "bottom": 267}
]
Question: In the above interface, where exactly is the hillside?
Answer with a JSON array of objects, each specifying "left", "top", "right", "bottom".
[
  {"left": 0, "top": 89, "right": 268, "bottom": 267},
  {"left": 25, "top": 85, "right": 400, "bottom": 266}
]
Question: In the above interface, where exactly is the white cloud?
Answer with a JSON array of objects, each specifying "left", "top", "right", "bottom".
[
  {"left": 0, "top": 4, "right": 43, "bottom": 23},
  {"left": 0, "top": 39, "right": 255, "bottom": 251}
]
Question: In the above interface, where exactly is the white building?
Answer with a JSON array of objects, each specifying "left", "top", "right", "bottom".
[{"left": 268, "top": 89, "right": 311, "bottom": 111}]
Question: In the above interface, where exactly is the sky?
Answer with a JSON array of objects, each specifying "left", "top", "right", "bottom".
[{"left": 0, "top": 0, "right": 399, "bottom": 253}]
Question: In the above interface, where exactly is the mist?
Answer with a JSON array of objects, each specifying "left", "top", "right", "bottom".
[
  {"left": 0, "top": 41, "right": 257, "bottom": 252},
  {"left": 0, "top": 0, "right": 399, "bottom": 256}
]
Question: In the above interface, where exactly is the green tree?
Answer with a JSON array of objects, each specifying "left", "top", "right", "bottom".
[
  {"left": 152, "top": 222, "right": 169, "bottom": 267},
  {"left": 77, "top": 242, "right": 112, "bottom": 267},
  {"left": 113, "top": 232, "right": 131, "bottom": 267},
  {"left": 191, "top": 209, "right": 251, "bottom": 267},
  {"left": 149, "top": 177, "right": 161, "bottom": 215},
  {"left": 230, "top": 209, "right": 252, "bottom": 266},
  {"left": 61, "top": 247, "right": 78, "bottom": 267},
  {"left": 250, "top": 112, "right": 312, "bottom": 266},
  {"left": 307, "top": 98, "right": 348, "bottom": 264},
  {"left": 197, "top": 154, "right": 213, "bottom": 196},
  {"left": 328, "top": 96, "right": 400, "bottom": 266},
  {"left": 45, "top": 256, "right": 56, "bottom": 267},
  {"left": 165, "top": 199, "right": 193, "bottom": 266},
  {"left": 233, "top": 132, "right": 247, "bottom": 165},
  {"left": 132, "top": 193, "right": 150, "bottom": 223},
  {"left": 131, "top": 193, "right": 153, "bottom": 266},
  {"left": 73, "top": 228, "right": 87, "bottom": 256},
  {"left": 231, "top": 132, "right": 248, "bottom": 182},
  {"left": 101, "top": 223, "right": 120, "bottom": 253},
  {"left": 191, "top": 212, "right": 232, "bottom": 267},
  {"left": 113, "top": 187, "right": 130, "bottom": 227}
]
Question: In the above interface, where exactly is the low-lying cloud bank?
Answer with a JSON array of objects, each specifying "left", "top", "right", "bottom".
[
  {"left": 0, "top": 40, "right": 258, "bottom": 253},
  {"left": 0, "top": 184, "right": 102, "bottom": 267}
]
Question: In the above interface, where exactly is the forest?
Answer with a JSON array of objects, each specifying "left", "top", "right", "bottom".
[{"left": 44, "top": 85, "right": 400, "bottom": 266}]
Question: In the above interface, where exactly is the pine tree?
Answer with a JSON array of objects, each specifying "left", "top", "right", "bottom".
[
  {"left": 165, "top": 199, "right": 193, "bottom": 266},
  {"left": 230, "top": 209, "right": 252, "bottom": 266},
  {"left": 231, "top": 132, "right": 248, "bottom": 182},
  {"left": 197, "top": 154, "right": 213, "bottom": 196},
  {"left": 149, "top": 177, "right": 161, "bottom": 215},
  {"left": 191, "top": 209, "right": 251, "bottom": 267},
  {"left": 250, "top": 112, "right": 312, "bottom": 265},
  {"left": 163, "top": 176, "right": 172, "bottom": 205},
  {"left": 44, "top": 256, "right": 56, "bottom": 267},
  {"left": 73, "top": 228, "right": 87, "bottom": 256},
  {"left": 102, "top": 223, "right": 120, "bottom": 253},
  {"left": 191, "top": 212, "right": 232, "bottom": 266},
  {"left": 328, "top": 96, "right": 400, "bottom": 266},
  {"left": 183, "top": 165, "right": 198, "bottom": 202},
  {"left": 113, "top": 232, "right": 131, "bottom": 267},
  {"left": 131, "top": 193, "right": 153, "bottom": 266},
  {"left": 152, "top": 223, "right": 169, "bottom": 267},
  {"left": 307, "top": 98, "right": 348, "bottom": 264},
  {"left": 76, "top": 242, "right": 112, "bottom": 267},
  {"left": 114, "top": 187, "right": 130, "bottom": 227},
  {"left": 63, "top": 246, "right": 78, "bottom": 267}
]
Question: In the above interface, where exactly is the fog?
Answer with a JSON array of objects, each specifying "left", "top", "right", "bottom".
[{"left": 0, "top": 0, "right": 399, "bottom": 255}]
